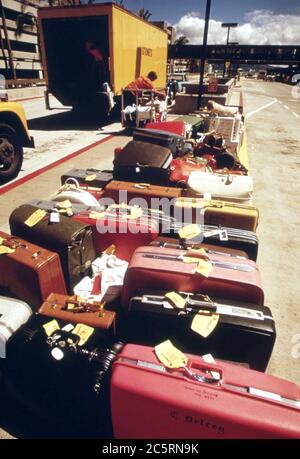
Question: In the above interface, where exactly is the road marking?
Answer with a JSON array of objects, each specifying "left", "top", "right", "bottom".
[
  {"left": 245, "top": 98, "right": 278, "bottom": 119},
  {"left": 283, "top": 105, "right": 289, "bottom": 110},
  {"left": 288, "top": 99, "right": 298, "bottom": 102},
  {"left": 292, "top": 112, "right": 300, "bottom": 118}
]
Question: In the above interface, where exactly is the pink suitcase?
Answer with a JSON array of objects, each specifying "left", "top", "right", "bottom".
[
  {"left": 121, "top": 245, "right": 264, "bottom": 307},
  {"left": 111, "top": 344, "right": 300, "bottom": 439},
  {"left": 72, "top": 211, "right": 159, "bottom": 262}
]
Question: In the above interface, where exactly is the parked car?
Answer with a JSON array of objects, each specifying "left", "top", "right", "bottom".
[{"left": 0, "top": 101, "right": 34, "bottom": 183}]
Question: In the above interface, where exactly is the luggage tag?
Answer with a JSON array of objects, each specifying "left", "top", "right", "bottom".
[
  {"left": 56, "top": 199, "right": 73, "bottom": 209},
  {"left": 155, "top": 340, "right": 220, "bottom": 384},
  {"left": 49, "top": 211, "right": 60, "bottom": 224},
  {"left": 85, "top": 174, "right": 97, "bottom": 182},
  {"left": 202, "top": 354, "right": 220, "bottom": 380},
  {"left": 72, "top": 323, "right": 94, "bottom": 346},
  {"left": 194, "top": 259, "right": 212, "bottom": 277},
  {"left": 24, "top": 209, "right": 47, "bottom": 227},
  {"left": 89, "top": 210, "right": 107, "bottom": 220},
  {"left": 155, "top": 340, "right": 188, "bottom": 369},
  {"left": 0, "top": 240, "right": 15, "bottom": 254},
  {"left": 191, "top": 312, "right": 219, "bottom": 338},
  {"left": 219, "top": 229, "right": 228, "bottom": 241},
  {"left": 43, "top": 319, "right": 60, "bottom": 337},
  {"left": 164, "top": 292, "right": 186, "bottom": 310},
  {"left": 178, "top": 224, "right": 201, "bottom": 240}
]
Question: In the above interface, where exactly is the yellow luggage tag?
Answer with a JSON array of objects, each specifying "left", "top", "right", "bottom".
[
  {"left": 56, "top": 200, "right": 73, "bottom": 209},
  {"left": 191, "top": 313, "right": 219, "bottom": 338},
  {"left": 164, "top": 292, "right": 186, "bottom": 310},
  {"left": 43, "top": 320, "right": 60, "bottom": 337},
  {"left": 155, "top": 340, "right": 188, "bottom": 369},
  {"left": 187, "top": 247, "right": 208, "bottom": 258},
  {"left": 0, "top": 237, "right": 15, "bottom": 255},
  {"left": 89, "top": 210, "right": 107, "bottom": 220},
  {"left": 178, "top": 224, "right": 201, "bottom": 240},
  {"left": 72, "top": 323, "right": 94, "bottom": 346},
  {"left": 85, "top": 174, "right": 97, "bottom": 182},
  {"left": 103, "top": 244, "right": 116, "bottom": 255},
  {"left": 194, "top": 259, "right": 212, "bottom": 278},
  {"left": 24, "top": 209, "right": 47, "bottom": 227}
]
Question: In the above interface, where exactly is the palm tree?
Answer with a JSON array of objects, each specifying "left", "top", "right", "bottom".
[
  {"left": 174, "top": 35, "right": 189, "bottom": 46},
  {"left": 138, "top": 8, "right": 152, "bottom": 21}
]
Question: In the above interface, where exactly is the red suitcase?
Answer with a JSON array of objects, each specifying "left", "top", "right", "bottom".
[
  {"left": 146, "top": 120, "right": 186, "bottom": 137},
  {"left": 0, "top": 231, "right": 67, "bottom": 309},
  {"left": 111, "top": 344, "right": 300, "bottom": 439},
  {"left": 72, "top": 211, "right": 159, "bottom": 262},
  {"left": 121, "top": 245, "right": 264, "bottom": 307},
  {"left": 170, "top": 158, "right": 207, "bottom": 185}
]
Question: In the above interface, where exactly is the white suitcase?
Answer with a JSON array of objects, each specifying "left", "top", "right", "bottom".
[
  {"left": 187, "top": 171, "right": 253, "bottom": 203},
  {"left": 51, "top": 178, "right": 101, "bottom": 208},
  {"left": 0, "top": 296, "right": 32, "bottom": 357}
]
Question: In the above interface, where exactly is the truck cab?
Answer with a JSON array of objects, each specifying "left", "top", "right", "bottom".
[{"left": 0, "top": 101, "right": 34, "bottom": 183}]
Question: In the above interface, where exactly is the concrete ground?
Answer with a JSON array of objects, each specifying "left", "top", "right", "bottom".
[{"left": 0, "top": 79, "right": 299, "bottom": 437}]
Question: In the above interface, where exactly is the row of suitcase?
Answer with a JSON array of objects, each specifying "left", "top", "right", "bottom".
[
  {"left": 0, "top": 121, "right": 299, "bottom": 438},
  {"left": 2, "top": 308, "right": 300, "bottom": 439}
]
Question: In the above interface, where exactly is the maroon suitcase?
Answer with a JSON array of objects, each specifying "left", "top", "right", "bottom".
[
  {"left": 72, "top": 210, "right": 159, "bottom": 262},
  {"left": 150, "top": 236, "right": 249, "bottom": 259},
  {"left": 0, "top": 231, "right": 67, "bottom": 310},
  {"left": 111, "top": 344, "right": 300, "bottom": 439},
  {"left": 121, "top": 245, "right": 264, "bottom": 308}
]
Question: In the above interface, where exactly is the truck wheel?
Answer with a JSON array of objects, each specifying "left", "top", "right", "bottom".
[{"left": 0, "top": 124, "right": 23, "bottom": 184}]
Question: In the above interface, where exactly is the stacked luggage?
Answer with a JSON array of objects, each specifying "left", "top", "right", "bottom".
[{"left": 0, "top": 117, "right": 299, "bottom": 439}]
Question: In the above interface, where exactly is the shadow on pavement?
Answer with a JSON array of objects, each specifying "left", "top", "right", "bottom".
[{"left": 28, "top": 109, "right": 123, "bottom": 133}]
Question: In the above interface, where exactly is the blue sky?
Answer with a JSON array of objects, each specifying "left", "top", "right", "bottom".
[{"left": 114, "top": 0, "right": 300, "bottom": 24}]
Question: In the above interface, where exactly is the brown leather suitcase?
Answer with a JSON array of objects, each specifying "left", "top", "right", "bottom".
[
  {"left": 38, "top": 293, "right": 116, "bottom": 331},
  {"left": 103, "top": 181, "right": 182, "bottom": 207},
  {"left": 0, "top": 231, "right": 67, "bottom": 310},
  {"left": 9, "top": 204, "right": 96, "bottom": 293}
]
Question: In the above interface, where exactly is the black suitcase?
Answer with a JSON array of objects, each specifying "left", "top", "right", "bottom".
[
  {"left": 2, "top": 314, "right": 123, "bottom": 437},
  {"left": 133, "top": 128, "right": 184, "bottom": 156},
  {"left": 113, "top": 140, "right": 172, "bottom": 185},
  {"left": 61, "top": 168, "right": 113, "bottom": 189},
  {"left": 9, "top": 204, "right": 96, "bottom": 293},
  {"left": 160, "top": 221, "right": 259, "bottom": 261},
  {"left": 118, "top": 289, "right": 276, "bottom": 371}
]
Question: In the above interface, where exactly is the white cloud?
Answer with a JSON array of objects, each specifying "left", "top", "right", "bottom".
[{"left": 173, "top": 10, "right": 300, "bottom": 45}]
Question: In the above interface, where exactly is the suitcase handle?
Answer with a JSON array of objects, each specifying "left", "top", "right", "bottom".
[
  {"left": 134, "top": 183, "right": 150, "bottom": 189},
  {"left": 63, "top": 177, "right": 80, "bottom": 189},
  {"left": 185, "top": 361, "right": 222, "bottom": 385}
]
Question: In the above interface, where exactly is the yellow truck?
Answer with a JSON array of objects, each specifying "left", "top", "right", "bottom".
[
  {"left": 0, "top": 101, "right": 34, "bottom": 183},
  {"left": 38, "top": 3, "right": 168, "bottom": 118}
]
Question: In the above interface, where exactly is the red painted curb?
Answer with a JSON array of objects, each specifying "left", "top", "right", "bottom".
[
  {"left": 0, "top": 134, "right": 114, "bottom": 196},
  {"left": 9, "top": 95, "right": 44, "bottom": 103}
]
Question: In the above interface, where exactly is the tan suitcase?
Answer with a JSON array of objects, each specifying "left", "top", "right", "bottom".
[
  {"left": 103, "top": 180, "right": 182, "bottom": 207},
  {"left": 38, "top": 293, "right": 116, "bottom": 331},
  {"left": 175, "top": 197, "right": 259, "bottom": 232}
]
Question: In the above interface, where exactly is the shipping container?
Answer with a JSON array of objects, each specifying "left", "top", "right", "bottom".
[{"left": 38, "top": 3, "right": 168, "bottom": 117}]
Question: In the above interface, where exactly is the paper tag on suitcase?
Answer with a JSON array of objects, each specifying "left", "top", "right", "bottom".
[
  {"left": 24, "top": 209, "right": 47, "bottom": 227},
  {"left": 191, "top": 313, "right": 219, "bottom": 338},
  {"left": 187, "top": 248, "right": 208, "bottom": 258},
  {"left": 178, "top": 224, "right": 201, "bottom": 240},
  {"left": 85, "top": 174, "right": 97, "bottom": 182},
  {"left": 164, "top": 292, "right": 186, "bottom": 310},
  {"left": 0, "top": 245, "right": 15, "bottom": 255},
  {"left": 43, "top": 320, "right": 60, "bottom": 337},
  {"left": 89, "top": 211, "right": 107, "bottom": 220},
  {"left": 155, "top": 340, "right": 188, "bottom": 369},
  {"left": 73, "top": 323, "right": 94, "bottom": 346},
  {"left": 56, "top": 200, "right": 73, "bottom": 209},
  {"left": 194, "top": 259, "right": 212, "bottom": 277},
  {"left": 50, "top": 212, "right": 60, "bottom": 223}
]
